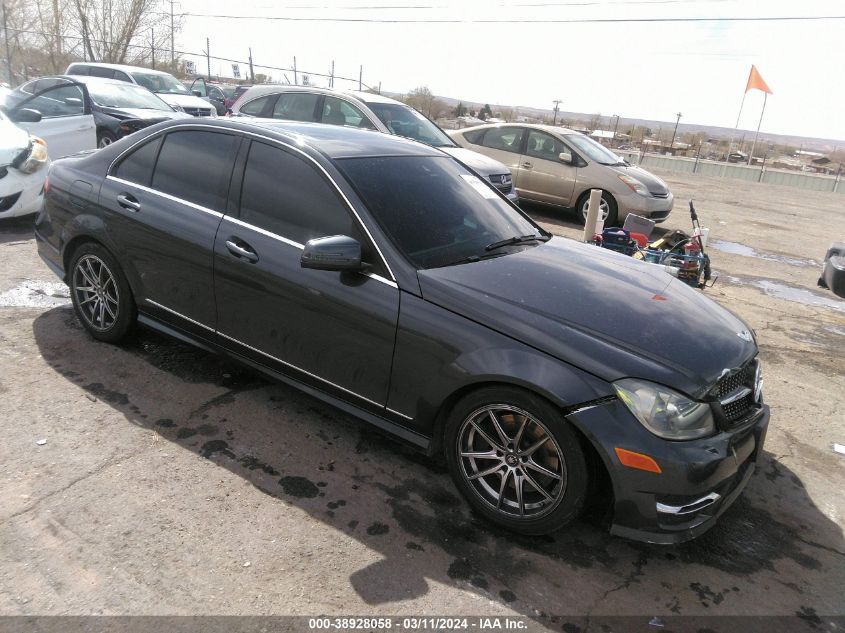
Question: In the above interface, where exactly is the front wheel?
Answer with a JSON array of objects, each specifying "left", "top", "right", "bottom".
[
  {"left": 69, "top": 243, "right": 136, "bottom": 343},
  {"left": 445, "top": 386, "right": 588, "bottom": 535},
  {"left": 577, "top": 190, "right": 618, "bottom": 228},
  {"left": 97, "top": 131, "right": 117, "bottom": 148}
]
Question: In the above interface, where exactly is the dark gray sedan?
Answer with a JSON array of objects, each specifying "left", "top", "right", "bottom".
[{"left": 34, "top": 119, "right": 769, "bottom": 543}]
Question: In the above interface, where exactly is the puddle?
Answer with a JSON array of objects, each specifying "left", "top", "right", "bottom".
[
  {"left": 725, "top": 275, "right": 845, "bottom": 313},
  {"left": 710, "top": 240, "right": 819, "bottom": 268},
  {"left": 0, "top": 280, "right": 70, "bottom": 308}
]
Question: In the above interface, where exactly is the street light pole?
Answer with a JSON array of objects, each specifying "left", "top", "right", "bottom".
[
  {"left": 612, "top": 114, "right": 620, "bottom": 146},
  {"left": 1, "top": 2, "right": 12, "bottom": 84},
  {"left": 670, "top": 111, "right": 682, "bottom": 151},
  {"left": 552, "top": 99, "right": 561, "bottom": 125}
]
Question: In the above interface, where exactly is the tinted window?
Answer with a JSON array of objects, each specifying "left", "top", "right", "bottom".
[
  {"left": 114, "top": 136, "right": 162, "bottom": 186},
  {"left": 366, "top": 102, "right": 454, "bottom": 147},
  {"left": 462, "top": 128, "right": 485, "bottom": 144},
  {"left": 113, "top": 71, "right": 131, "bottom": 82},
  {"left": 481, "top": 127, "right": 525, "bottom": 154},
  {"left": 272, "top": 93, "right": 319, "bottom": 121},
  {"left": 67, "top": 65, "right": 90, "bottom": 76},
  {"left": 240, "top": 95, "right": 273, "bottom": 116},
  {"left": 337, "top": 156, "right": 540, "bottom": 269},
  {"left": 89, "top": 66, "right": 115, "bottom": 78},
  {"left": 152, "top": 131, "right": 239, "bottom": 210},
  {"left": 240, "top": 141, "right": 353, "bottom": 245},
  {"left": 23, "top": 84, "right": 85, "bottom": 118},
  {"left": 525, "top": 130, "right": 568, "bottom": 161},
  {"left": 320, "top": 96, "right": 376, "bottom": 129}
]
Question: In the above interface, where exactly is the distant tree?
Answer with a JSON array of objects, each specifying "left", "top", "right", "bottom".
[
  {"left": 403, "top": 86, "right": 447, "bottom": 119},
  {"left": 588, "top": 112, "right": 602, "bottom": 131},
  {"left": 454, "top": 101, "right": 467, "bottom": 117},
  {"left": 479, "top": 103, "right": 493, "bottom": 120},
  {"left": 254, "top": 73, "right": 269, "bottom": 84}
]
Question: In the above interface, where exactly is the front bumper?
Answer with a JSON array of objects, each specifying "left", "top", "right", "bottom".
[
  {"left": 572, "top": 398, "right": 770, "bottom": 544},
  {"left": 618, "top": 190, "right": 674, "bottom": 223},
  {"left": 0, "top": 167, "right": 46, "bottom": 219}
]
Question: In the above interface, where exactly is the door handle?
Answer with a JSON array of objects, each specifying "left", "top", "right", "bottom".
[
  {"left": 116, "top": 193, "right": 140, "bottom": 212},
  {"left": 226, "top": 238, "right": 259, "bottom": 263},
  {"left": 522, "top": 161, "right": 533, "bottom": 169}
]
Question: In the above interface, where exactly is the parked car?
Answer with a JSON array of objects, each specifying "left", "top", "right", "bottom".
[
  {"left": 0, "top": 78, "right": 96, "bottom": 158},
  {"left": 230, "top": 85, "right": 517, "bottom": 202},
  {"left": 0, "top": 109, "right": 50, "bottom": 219},
  {"left": 449, "top": 124, "right": 674, "bottom": 226},
  {"left": 727, "top": 151, "right": 748, "bottom": 163},
  {"left": 13, "top": 75, "right": 192, "bottom": 148},
  {"left": 35, "top": 118, "right": 769, "bottom": 543},
  {"left": 65, "top": 63, "right": 217, "bottom": 118},
  {"left": 186, "top": 78, "right": 249, "bottom": 115}
]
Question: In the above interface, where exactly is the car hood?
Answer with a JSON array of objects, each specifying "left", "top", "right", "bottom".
[
  {"left": 98, "top": 106, "right": 191, "bottom": 121},
  {"left": 154, "top": 93, "right": 213, "bottom": 109},
  {"left": 417, "top": 237, "right": 756, "bottom": 398},
  {"left": 440, "top": 146, "right": 511, "bottom": 177},
  {"left": 0, "top": 119, "right": 30, "bottom": 167},
  {"left": 610, "top": 163, "right": 670, "bottom": 196}
]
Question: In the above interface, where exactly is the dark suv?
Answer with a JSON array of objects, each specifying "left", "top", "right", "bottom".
[{"left": 35, "top": 119, "right": 769, "bottom": 543}]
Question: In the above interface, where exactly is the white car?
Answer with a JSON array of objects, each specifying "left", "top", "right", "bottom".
[
  {"left": 65, "top": 63, "right": 217, "bottom": 118},
  {"left": 0, "top": 110, "right": 50, "bottom": 219}
]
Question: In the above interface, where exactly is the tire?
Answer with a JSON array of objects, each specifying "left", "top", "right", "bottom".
[
  {"left": 576, "top": 190, "right": 618, "bottom": 228},
  {"left": 97, "top": 131, "right": 117, "bottom": 148},
  {"left": 69, "top": 242, "right": 136, "bottom": 343},
  {"left": 444, "top": 386, "right": 589, "bottom": 535}
]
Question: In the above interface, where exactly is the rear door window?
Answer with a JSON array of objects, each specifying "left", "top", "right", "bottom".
[
  {"left": 272, "top": 93, "right": 319, "bottom": 121},
  {"left": 89, "top": 67, "right": 115, "bottom": 79},
  {"left": 481, "top": 127, "right": 525, "bottom": 154},
  {"left": 320, "top": 96, "right": 376, "bottom": 129},
  {"left": 113, "top": 136, "right": 163, "bottom": 186},
  {"left": 525, "top": 130, "right": 568, "bottom": 161},
  {"left": 239, "top": 95, "right": 274, "bottom": 116},
  {"left": 151, "top": 130, "right": 239, "bottom": 211}
]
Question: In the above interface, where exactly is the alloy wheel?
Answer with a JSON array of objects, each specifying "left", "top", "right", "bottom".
[
  {"left": 457, "top": 404, "right": 567, "bottom": 519},
  {"left": 98, "top": 136, "right": 113, "bottom": 148},
  {"left": 73, "top": 255, "right": 120, "bottom": 331}
]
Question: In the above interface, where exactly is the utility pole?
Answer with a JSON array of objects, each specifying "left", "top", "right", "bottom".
[
  {"left": 53, "top": 0, "right": 61, "bottom": 55},
  {"left": 612, "top": 114, "right": 620, "bottom": 145},
  {"left": 358, "top": 64, "right": 362, "bottom": 91},
  {"left": 330, "top": 60, "right": 334, "bottom": 88},
  {"left": 205, "top": 37, "right": 210, "bottom": 80},
  {"left": 669, "top": 111, "right": 682, "bottom": 151},
  {"left": 170, "top": 0, "right": 174, "bottom": 69},
  {"left": 552, "top": 99, "right": 561, "bottom": 125},
  {"left": 1, "top": 2, "right": 11, "bottom": 84},
  {"left": 151, "top": 29, "right": 155, "bottom": 69},
  {"left": 378, "top": 81, "right": 381, "bottom": 95},
  {"left": 293, "top": 56, "right": 297, "bottom": 85},
  {"left": 248, "top": 47, "right": 254, "bottom": 82}
]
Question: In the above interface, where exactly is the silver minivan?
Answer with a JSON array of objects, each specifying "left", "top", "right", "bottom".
[
  {"left": 450, "top": 123, "right": 673, "bottom": 226},
  {"left": 230, "top": 85, "right": 518, "bottom": 202}
]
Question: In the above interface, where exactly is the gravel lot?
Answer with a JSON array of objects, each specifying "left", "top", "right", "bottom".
[{"left": 0, "top": 170, "right": 843, "bottom": 630}]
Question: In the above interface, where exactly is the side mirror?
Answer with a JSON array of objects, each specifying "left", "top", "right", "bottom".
[
  {"left": 192, "top": 90, "right": 202, "bottom": 97},
  {"left": 559, "top": 151, "right": 573, "bottom": 164},
  {"left": 10, "top": 108, "right": 42, "bottom": 123},
  {"left": 301, "top": 235, "right": 363, "bottom": 271}
]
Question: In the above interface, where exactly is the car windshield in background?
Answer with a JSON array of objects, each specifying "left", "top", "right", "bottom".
[
  {"left": 131, "top": 72, "right": 190, "bottom": 95},
  {"left": 219, "top": 86, "right": 237, "bottom": 99},
  {"left": 366, "top": 103, "right": 456, "bottom": 147},
  {"left": 88, "top": 83, "right": 172, "bottom": 110},
  {"left": 337, "top": 156, "right": 542, "bottom": 269},
  {"left": 566, "top": 133, "right": 624, "bottom": 165}
]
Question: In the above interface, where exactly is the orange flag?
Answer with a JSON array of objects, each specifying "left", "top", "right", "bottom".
[{"left": 745, "top": 65, "right": 772, "bottom": 94}]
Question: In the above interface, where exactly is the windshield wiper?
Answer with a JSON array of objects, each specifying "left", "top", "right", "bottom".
[
  {"left": 438, "top": 252, "right": 509, "bottom": 268},
  {"left": 485, "top": 234, "right": 549, "bottom": 252}
]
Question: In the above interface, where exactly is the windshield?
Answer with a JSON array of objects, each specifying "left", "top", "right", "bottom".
[
  {"left": 131, "top": 72, "right": 190, "bottom": 95},
  {"left": 365, "top": 103, "right": 456, "bottom": 148},
  {"left": 565, "top": 133, "right": 624, "bottom": 165},
  {"left": 88, "top": 82, "right": 172, "bottom": 110},
  {"left": 337, "top": 156, "right": 542, "bottom": 269}
]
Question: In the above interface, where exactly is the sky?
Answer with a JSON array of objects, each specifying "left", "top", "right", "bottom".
[{"left": 173, "top": 0, "right": 845, "bottom": 141}]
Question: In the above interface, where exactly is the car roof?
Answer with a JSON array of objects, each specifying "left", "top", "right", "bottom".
[
  {"left": 158, "top": 118, "right": 444, "bottom": 160},
  {"left": 341, "top": 90, "right": 402, "bottom": 105},
  {"left": 236, "top": 84, "right": 405, "bottom": 107},
  {"left": 43, "top": 74, "right": 146, "bottom": 87},
  {"left": 68, "top": 62, "right": 170, "bottom": 76},
  {"left": 459, "top": 122, "right": 581, "bottom": 136}
]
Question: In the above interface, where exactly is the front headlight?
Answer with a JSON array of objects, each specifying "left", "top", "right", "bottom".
[
  {"left": 617, "top": 173, "right": 649, "bottom": 196},
  {"left": 14, "top": 137, "right": 48, "bottom": 174},
  {"left": 614, "top": 378, "right": 715, "bottom": 440}
]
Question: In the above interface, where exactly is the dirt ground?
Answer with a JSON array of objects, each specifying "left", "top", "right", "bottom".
[{"left": 0, "top": 170, "right": 843, "bottom": 630}]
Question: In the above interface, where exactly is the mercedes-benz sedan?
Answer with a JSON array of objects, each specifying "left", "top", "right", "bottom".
[{"left": 35, "top": 119, "right": 768, "bottom": 543}]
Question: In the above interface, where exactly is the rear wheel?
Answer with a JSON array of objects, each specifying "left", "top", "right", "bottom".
[
  {"left": 97, "top": 131, "right": 117, "bottom": 148},
  {"left": 577, "top": 190, "right": 618, "bottom": 228},
  {"left": 69, "top": 243, "right": 136, "bottom": 343},
  {"left": 445, "top": 386, "right": 588, "bottom": 535}
]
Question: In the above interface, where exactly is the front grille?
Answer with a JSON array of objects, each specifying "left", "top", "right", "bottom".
[
  {"left": 183, "top": 107, "right": 214, "bottom": 117},
  {"left": 489, "top": 174, "right": 513, "bottom": 194},
  {"left": 650, "top": 191, "right": 670, "bottom": 198},
  {"left": 712, "top": 359, "right": 760, "bottom": 426}
]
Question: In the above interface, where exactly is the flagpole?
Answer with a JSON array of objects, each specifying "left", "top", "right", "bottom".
[
  {"left": 747, "top": 92, "right": 768, "bottom": 166},
  {"left": 721, "top": 90, "right": 747, "bottom": 177}
]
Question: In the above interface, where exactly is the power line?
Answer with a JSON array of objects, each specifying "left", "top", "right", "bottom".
[{"left": 179, "top": 12, "right": 845, "bottom": 24}]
